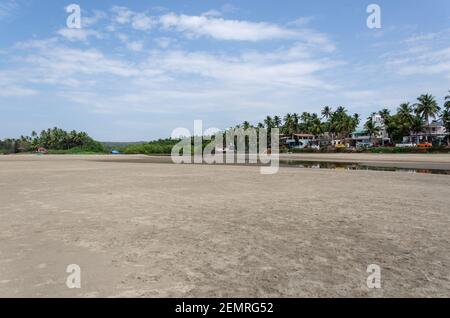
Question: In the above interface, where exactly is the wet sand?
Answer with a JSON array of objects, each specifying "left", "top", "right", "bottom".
[{"left": 0, "top": 154, "right": 449, "bottom": 297}]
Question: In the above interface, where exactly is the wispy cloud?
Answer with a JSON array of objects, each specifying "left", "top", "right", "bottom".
[
  {"left": 116, "top": 33, "right": 144, "bottom": 51},
  {"left": 0, "top": 0, "right": 18, "bottom": 20},
  {"left": 288, "top": 16, "right": 315, "bottom": 27},
  {"left": 385, "top": 28, "right": 450, "bottom": 77},
  {"left": 82, "top": 10, "right": 107, "bottom": 28},
  {"left": 57, "top": 28, "right": 103, "bottom": 42},
  {"left": 110, "top": 6, "right": 156, "bottom": 31},
  {"left": 159, "top": 13, "right": 304, "bottom": 41},
  {"left": 3, "top": 34, "right": 341, "bottom": 116},
  {"left": 0, "top": 70, "right": 38, "bottom": 97},
  {"left": 108, "top": 7, "right": 331, "bottom": 44}
]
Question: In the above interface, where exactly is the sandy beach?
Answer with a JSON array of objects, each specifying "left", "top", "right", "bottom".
[{"left": 0, "top": 154, "right": 449, "bottom": 297}]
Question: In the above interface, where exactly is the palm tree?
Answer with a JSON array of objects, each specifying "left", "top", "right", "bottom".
[
  {"left": 283, "top": 113, "right": 296, "bottom": 135},
  {"left": 397, "top": 103, "right": 413, "bottom": 120},
  {"left": 364, "top": 116, "right": 381, "bottom": 144},
  {"left": 292, "top": 113, "right": 300, "bottom": 132},
  {"left": 415, "top": 94, "right": 440, "bottom": 140},
  {"left": 309, "top": 113, "right": 323, "bottom": 136},
  {"left": 352, "top": 113, "right": 360, "bottom": 123},
  {"left": 442, "top": 92, "right": 450, "bottom": 145},
  {"left": 394, "top": 102, "right": 415, "bottom": 141},
  {"left": 327, "top": 107, "right": 357, "bottom": 142},
  {"left": 335, "top": 106, "right": 347, "bottom": 114},
  {"left": 264, "top": 116, "right": 274, "bottom": 129},
  {"left": 300, "top": 112, "right": 311, "bottom": 124},
  {"left": 442, "top": 108, "right": 450, "bottom": 145},
  {"left": 321, "top": 106, "right": 332, "bottom": 120},
  {"left": 273, "top": 116, "right": 282, "bottom": 128},
  {"left": 445, "top": 90, "right": 450, "bottom": 110},
  {"left": 410, "top": 116, "right": 425, "bottom": 143},
  {"left": 242, "top": 121, "right": 251, "bottom": 130},
  {"left": 398, "top": 102, "right": 413, "bottom": 122},
  {"left": 378, "top": 108, "right": 390, "bottom": 121}
]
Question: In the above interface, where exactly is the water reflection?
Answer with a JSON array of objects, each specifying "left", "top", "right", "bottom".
[{"left": 280, "top": 160, "right": 450, "bottom": 175}]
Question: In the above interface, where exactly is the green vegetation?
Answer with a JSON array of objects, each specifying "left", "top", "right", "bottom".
[
  {"left": 364, "top": 115, "right": 381, "bottom": 143},
  {"left": 0, "top": 127, "right": 106, "bottom": 154},
  {"left": 122, "top": 139, "right": 182, "bottom": 155},
  {"left": 256, "top": 106, "right": 360, "bottom": 140},
  {"left": 291, "top": 146, "right": 449, "bottom": 154},
  {"left": 368, "top": 146, "right": 449, "bottom": 154},
  {"left": 237, "top": 92, "right": 450, "bottom": 147},
  {"left": 442, "top": 91, "right": 450, "bottom": 145}
]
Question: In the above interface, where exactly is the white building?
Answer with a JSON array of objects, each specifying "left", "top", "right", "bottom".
[{"left": 352, "top": 114, "right": 390, "bottom": 147}]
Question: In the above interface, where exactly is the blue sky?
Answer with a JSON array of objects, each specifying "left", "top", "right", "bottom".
[{"left": 0, "top": 0, "right": 449, "bottom": 141}]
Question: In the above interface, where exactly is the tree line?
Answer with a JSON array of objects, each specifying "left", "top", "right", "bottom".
[
  {"left": 0, "top": 127, "right": 105, "bottom": 154},
  {"left": 235, "top": 92, "right": 450, "bottom": 144}
]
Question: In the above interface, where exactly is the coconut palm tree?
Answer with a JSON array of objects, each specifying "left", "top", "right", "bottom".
[
  {"left": 445, "top": 90, "right": 450, "bottom": 109},
  {"left": 273, "top": 116, "right": 282, "bottom": 128},
  {"left": 242, "top": 121, "right": 251, "bottom": 130},
  {"left": 321, "top": 106, "right": 333, "bottom": 120},
  {"left": 300, "top": 112, "right": 311, "bottom": 124},
  {"left": 364, "top": 116, "right": 381, "bottom": 144},
  {"left": 442, "top": 92, "right": 450, "bottom": 145},
  {"left": 309, "top": 113, "right": 323, "bottom": 136},
  {"left": 335, "top": 106, "right": 347, "bottom": 114},
  {"left": 264, "top": 116, "right": 274, "bottom": 129},
  {"left": 378, "top": 108, "right": 391, "bottom": 121},
  {"left": 442, "top": 108, "right": 450, "bottom": 145},
  {"left": 394, "top": 102, "right": 415, "bottom": 141},
  {"left": 397, "top": 102, "right": 413, "bottom": 125},
  {"left": 283, "top": 113, "right": 298, "bottom": 135},
  {"left": 415, "top": 94, "right": 441, "bottom": 140},
  {"left": 410, "top": 115, "right": 425, "bottom": 143},
  {"left": 352, "top": 113, "right": 361, "bottom": 128},
  {"left": 292, "top": 113, "right": 300, "bottom": 132}
]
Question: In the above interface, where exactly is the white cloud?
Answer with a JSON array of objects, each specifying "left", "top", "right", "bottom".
[
  {"left": 159, "top": 13, "right": 301, "bottom": 41},
  {"left": 384, "top": 29, "right": 450, "bottom": 77},
  {"left": 82, "top": 10, "right": 107, "bottom": 27},
  {"left": 107, "top": 8, "right": 333, "bottom": 48},
  {"left": 5, "top": 36, "right": 341, "bottom": 116},
  {"left": 57, "top": 28, "right": 103, "bottom": 42},
  {"left": 201, "top": 10, "right": 222, "bottom": 18},
  {"left": 127, "top": 41, "right": 144, "bottom": 52},
  {"left": 111, "top": 6, "right": 156, "bottom": 31},
  {"left": 0, "top": 0, "right": 18, "bottom": 20},
  {"left": 11, "top": 41, "right": 139, "bottom": 90},
  {"left": 131, "top": 12, "right": 156, "bottom": 31},
  {"left": 0, "top": 70, "right": 38, "bottom": 97},
  {"left": 0, "top": 86, "right": 38, "bottom": 97},
  {"left": 111, "top": 6, "right": 133, "bottom": 24},
  {"left": 155, "top": 37, "right": 175, "bottom": 48},
  {"left": 116, "top": 33, "right": 144, "bottom": 51},
  {"left": 147, "top": 50, "right": 338, "bottom": 89},
  {"left": 288, "top": 16, "right": 315, "bottom": 26}
]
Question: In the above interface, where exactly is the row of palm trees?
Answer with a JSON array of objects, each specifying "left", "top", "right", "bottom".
[
  {"left": 235, "top": 92, "right": 450, "bottom": 145},
  {"left": 369, "top": 93, "right": 450, "bottom": 143},
  {"left": 0, "top": 127, "right": 104, "bottom": 153},
  {"left": 238, "top": 106, "right": 360, "bottom": 141}
]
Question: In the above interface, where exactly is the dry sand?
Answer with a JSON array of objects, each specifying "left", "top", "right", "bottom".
[{"left": 0, "top": 154, "right": 449, "bottom": 297}]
